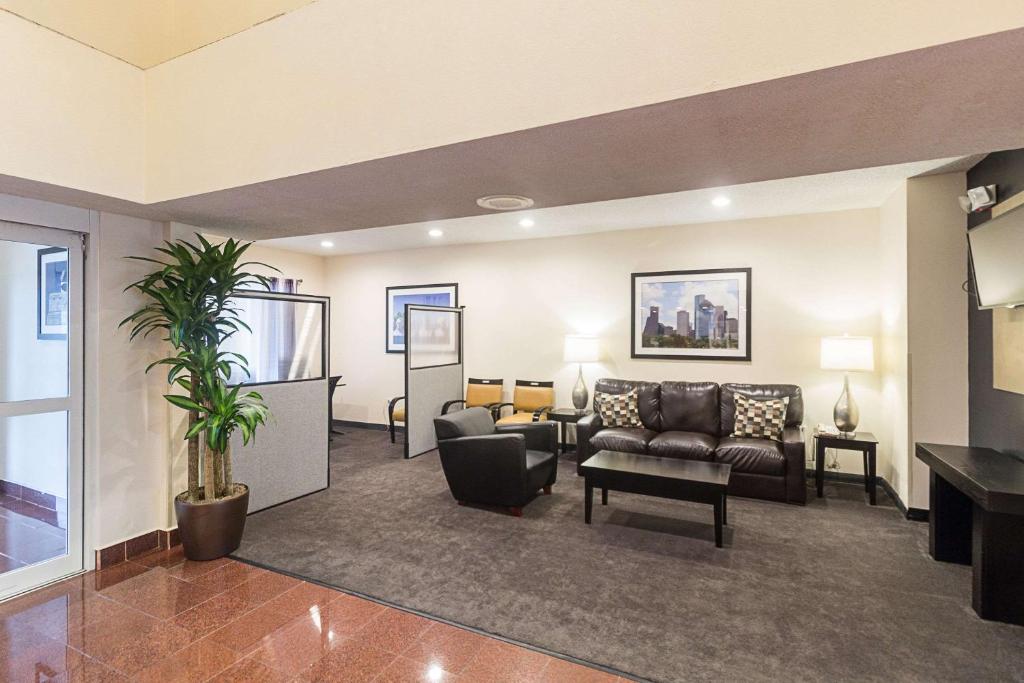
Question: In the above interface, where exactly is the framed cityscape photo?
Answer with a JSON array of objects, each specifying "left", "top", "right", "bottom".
[
  {"left": 385, "top": 283, "right": 458, "bottom": 353},
  {"left": 37, "top": 246, "right": 69, "bottom": 340},
  {"left": 631, "top": 268, "right": 751, "bottom": 361}
]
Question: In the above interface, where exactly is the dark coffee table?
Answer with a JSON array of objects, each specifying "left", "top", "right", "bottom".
[{"left": 580, "top": 450, "right": 732, "bottom": 547}]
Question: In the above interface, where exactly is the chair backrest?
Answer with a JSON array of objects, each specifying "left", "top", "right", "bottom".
[
  {"left": 434, "top": 406, "right": 497, "bottom": 440},
  {"left": 465, "top": 378, "right": 503, "bottom": 408},
  {"left": 513, "top": 380, "right": 554, "bottom": 412}
]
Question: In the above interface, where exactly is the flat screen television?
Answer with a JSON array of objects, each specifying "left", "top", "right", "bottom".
[{"left": 968, "top": 205, "right": 1024, "bottom": 309}]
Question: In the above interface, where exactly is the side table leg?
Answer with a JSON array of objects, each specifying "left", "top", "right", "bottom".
[
  {"left": 930, "top": 470, "right": 972, "bottom": 564},
  {"left": 722, "top": 493, "right": 728, "bottom": 526},
  {"left": 601, "top": 488, "right": 608, "bottom": 505},
  {"left": 867, "top": 445, "right": 877, "bottom": 505},
  {"left": 815, "top": 437, "right": 825, "bottom": 498},
  {"left": 972, "top": 505, "right": 1024, "bottom": 625}
]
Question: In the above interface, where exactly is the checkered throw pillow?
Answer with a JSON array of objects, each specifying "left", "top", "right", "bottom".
[
  {"left": 594, "top": 389, "right": 643, "bottom": 428},
  {"left": 732, "top": 394, "right": 790, "bottom": 441}
]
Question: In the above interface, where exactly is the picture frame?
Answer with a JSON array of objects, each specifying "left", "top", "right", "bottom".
[
  {"left": 37, "top": 246, "right": 69, "bottom": 340},
  {"left": 631, "top": 268, "right": 751, "bottom": 361},
  {"left": 385, "top": 283, "right": 458, "bottom": 353}
]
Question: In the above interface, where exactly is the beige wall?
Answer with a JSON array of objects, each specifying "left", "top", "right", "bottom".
[
  {"left": 877, "top": 183, "right": 911, "bottom": 503},
  {"left": 906, "top": 173, "right": 969, "bottom": 509},
  {"left": 326, "top": 209, "right": 885, "bottom": 475}
]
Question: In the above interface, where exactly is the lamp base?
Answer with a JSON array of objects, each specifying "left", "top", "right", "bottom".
[
  {"left": 571, "top": 364, "right": 589, "bottom": 410},
  {"left": 833, "top": 373, "right": 860, "bottom": 435}
]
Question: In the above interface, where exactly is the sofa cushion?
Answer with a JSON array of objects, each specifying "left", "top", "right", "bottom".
[
  {"left": 659, "top": 382, "right": 719, "bottom": 434},
  {"left": 594, "top": 389, "right": 643, "bottom": 428},
  {"left": 593, "top": 379, "right": 662, "bottom": 431},
  {"left": 590, "top": 427, "right": 658, "bottom": 454},
  {"left": 731, "top": 394, "right": 789, "bottom": 441},
  {"left": 720, "top": 383, "right": 803, "bottom": 436},
  {"left": 648, "top": 431, "right": 718, "bottom": 461},
  {"left": 715, "top": 437, "right": 786, "bottom": 475}
]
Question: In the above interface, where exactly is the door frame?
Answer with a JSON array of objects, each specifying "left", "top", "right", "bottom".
[{"left": 0, "top": 220, "right": 85, "bottom": 599}]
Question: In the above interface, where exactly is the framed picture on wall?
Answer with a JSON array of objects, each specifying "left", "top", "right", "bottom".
[
  {"left": 631, "top": 268, "right": 751, "bottom": 361},
  {"left": 37, "top": 247, "right": 69, "bottom": 340},
  {"left": 385, "top": 283, "right": 458, "bottom": 353}
]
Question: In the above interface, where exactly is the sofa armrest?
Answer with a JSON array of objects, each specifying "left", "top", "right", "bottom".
[
  {"left": 782, "top": 425, "right": 807, "bottom": 504},
  {"left": 496, "top": 422, "right": 556, "bottom": 455},
  {"left": 575, "top": 412, "right": 604, "bottom": 474}
]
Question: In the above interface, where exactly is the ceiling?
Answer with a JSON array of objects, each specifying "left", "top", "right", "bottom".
[
  {"left": 262, "top": 156, "right": 977, "bottom": 255},
  {"left": 0, "top": 27, "right": 1020, "bottom": 241},
  {"left": 0, "top": 0, "right": 314, "bottom": 68}
]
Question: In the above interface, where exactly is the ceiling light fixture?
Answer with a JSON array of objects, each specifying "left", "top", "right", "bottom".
[
  {"left": 428, "top": 228, "right": 444, "bottom": 238},
  {"left": 476, "top": 194, "right": 535, "bottom": 211},
  {"left": 320, "top": 240, "right": 334, "bottom": 248},
  {"left": 711, "top": 195, "right": 731, "bottom": 208},
  {"left": 518, "top": 217, "right": 535, "bottom": 228}
]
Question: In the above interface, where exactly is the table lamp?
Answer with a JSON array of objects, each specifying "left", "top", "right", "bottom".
[
  {"left": 820, "top": 335, "right": 874, "bottom": 435},
  {"left": 564, "top": 335, "right": 599, "bottom": 411}
]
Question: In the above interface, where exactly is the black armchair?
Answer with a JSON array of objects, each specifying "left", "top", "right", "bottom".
[{"left": 433, "top": 407, "right": 558, "bottom": 516}]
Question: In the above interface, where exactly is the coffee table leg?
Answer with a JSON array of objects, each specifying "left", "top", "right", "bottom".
[
  {"left": 714, "top": 498, "right": 724, "bottom": 548},
  {"left": 584, "top": 480, "right": 593, "bottom": 524},
  {"left": 722, "top": 493, "right": 727, "bottom": 526},
  {"left": 601, "top": 488, "right": 608, "bottom": 505}
]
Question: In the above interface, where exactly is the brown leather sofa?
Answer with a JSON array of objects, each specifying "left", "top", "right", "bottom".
[{"left": 576, "top": 379, "right": 806, "bottom": 505}]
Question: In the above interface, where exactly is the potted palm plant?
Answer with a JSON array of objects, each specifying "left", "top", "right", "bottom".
[{"left": 120, "top": 235, "right": 275, "bottom": 560}]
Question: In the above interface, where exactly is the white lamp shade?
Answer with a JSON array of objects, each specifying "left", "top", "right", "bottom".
[
  {"left": 820, "top": 335, "right": 874, "bottom": 372},
  {"left": 564, "top": 335, "right": 599, "bottom": 363}
]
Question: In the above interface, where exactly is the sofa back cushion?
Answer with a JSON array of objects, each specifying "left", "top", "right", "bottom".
[
  {"left": 719, "top": 383, "right": 803, "bottom": 436},
  {"left": 659, "top": 381, "right": 719, "bottom": 434},
  {"left": 593, "top": 378, "right": 662, "bottom": 431}
]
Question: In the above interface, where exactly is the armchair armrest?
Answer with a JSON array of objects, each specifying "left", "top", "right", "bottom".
[
  {"left": 491, "top": 402, "right": 514, "bottom": 419},
  {"left": 442, "top": 399, "right": 466, "bottom": 414},
  {"left": 575, "top": 412, "right": 605, "bottom": 474},
  {"left": 496, "top": 421, "right": 557, "bottom": 455},
  {"left": 782, "top": 424, "right": 807, "bottom": 504},
  {"left": 531, "top": 405, "right": 555, "bottom": 421}
]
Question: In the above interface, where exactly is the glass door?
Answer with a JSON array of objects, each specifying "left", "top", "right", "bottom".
[{"left": 0, "top": 221, "right": 83, "bottom": 600}]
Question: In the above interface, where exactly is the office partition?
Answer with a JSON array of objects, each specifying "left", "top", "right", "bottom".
[
  {"left": 223, "top": 291, "right": 330, "bottom": 512},
  {"left": 405, "top": 304, "right": 463, "bottom": 459}
]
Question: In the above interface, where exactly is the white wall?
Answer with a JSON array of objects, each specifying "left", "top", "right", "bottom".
[
  {"left": 326, "top": 209, "right": 885, "bottom": 475},
  {"left": 0, "top": 239, "right": 69, "bottom": 497}
]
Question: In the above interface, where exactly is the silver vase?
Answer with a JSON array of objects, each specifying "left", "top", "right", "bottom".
[
  {"left": 833, "top": 374, "right": 859, "bottom": 435},
  {"left": 571, "top": 364, "right": 588, "bottom": 411}
]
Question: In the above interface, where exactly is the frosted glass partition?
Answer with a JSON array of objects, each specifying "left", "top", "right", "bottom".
[
  {"left": 222, "top": 292, "right": 326, "bottom": 385},
  {"left": 405, "top": 305, "right": 463, "bottom": 459},
  {"left": 224, "top": 291, "right": 330, "bottom": 511}
]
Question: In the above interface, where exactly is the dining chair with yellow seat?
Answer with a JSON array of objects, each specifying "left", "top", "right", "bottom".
[
  {"left": 442, "top": 377, "right": 505, "bottom": 415},
  {"left": 493, "top": 380, "right": 555, "bottom": 425},
  {"left": 387, "top": 396, "right": 406, "bottom": 443}
]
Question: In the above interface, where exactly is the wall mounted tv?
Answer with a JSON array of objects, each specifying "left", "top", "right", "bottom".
[{"left": 968, "top": 205, "right": 1024, "bottom": 309}]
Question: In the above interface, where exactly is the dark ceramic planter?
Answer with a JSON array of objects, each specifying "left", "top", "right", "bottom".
[{"left": 174, "top": 485, "right": 249, "bottom": 561}]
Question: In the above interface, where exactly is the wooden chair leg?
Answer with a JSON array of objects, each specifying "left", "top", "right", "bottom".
[
  {"left": 543, "top": 485, "right": 552, "bottom": 495},
  {"left": 509, "top": 507, "right": 523, "bottom": 517}
]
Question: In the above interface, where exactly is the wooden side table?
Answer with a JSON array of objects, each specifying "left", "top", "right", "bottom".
[
  {"left": 814, "top": 431, "right": 879, "bottom": 505},
  {"left": 545, "top": 408, "right": 592, "bottom": 456}
]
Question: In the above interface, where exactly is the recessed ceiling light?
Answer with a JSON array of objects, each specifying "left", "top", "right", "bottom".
[
  {"left": 428, "top": 228, "right": 444, "bottom": 238},
  {"left": 711, "top": 195, "right": 731, "bottom": 208},
  {"left": 518, "top": 217, "right": 535, "bottom": 228},
  {"left": 320, "top": 240, "right": 334, "bottom": 248},
  {"left": 476, "top": 194, "right": 535, "bottom": 211}
]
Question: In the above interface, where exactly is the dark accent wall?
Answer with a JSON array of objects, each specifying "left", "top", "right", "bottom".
[{"left": 967, "top": 149, "right": 1024, "bottom": 456}]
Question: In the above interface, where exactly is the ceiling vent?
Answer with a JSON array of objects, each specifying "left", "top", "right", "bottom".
[{"left": 476, "top": 195, "right": 535, "bottom": 211}]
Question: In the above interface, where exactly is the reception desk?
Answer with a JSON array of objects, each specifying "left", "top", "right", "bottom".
[{"left": 915, "top": 442, "right": 1024, "bottom": 626}]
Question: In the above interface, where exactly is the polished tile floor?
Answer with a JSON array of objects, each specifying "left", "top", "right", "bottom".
[
  {"left": 0, "top": 547, "right": 624, "bottom": 682},
  {"left": 0, "top": 506, "right": 67, "bottom": 573}
]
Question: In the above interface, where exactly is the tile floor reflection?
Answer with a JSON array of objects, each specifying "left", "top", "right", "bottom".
[
  {"left": 0, "top": 506, "right": 67, "bottom": 573},
  {"left": 0, "top": 548, "right": 624, "bottom": 681}
]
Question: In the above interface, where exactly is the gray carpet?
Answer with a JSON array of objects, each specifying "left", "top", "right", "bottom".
[{"left": 235, "top": 427, "right": 1024, "bottom": 682}]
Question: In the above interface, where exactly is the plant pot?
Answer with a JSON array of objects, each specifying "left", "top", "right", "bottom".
[{"left": 174, "top": 484, "right": 249, "bottom": 561}]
